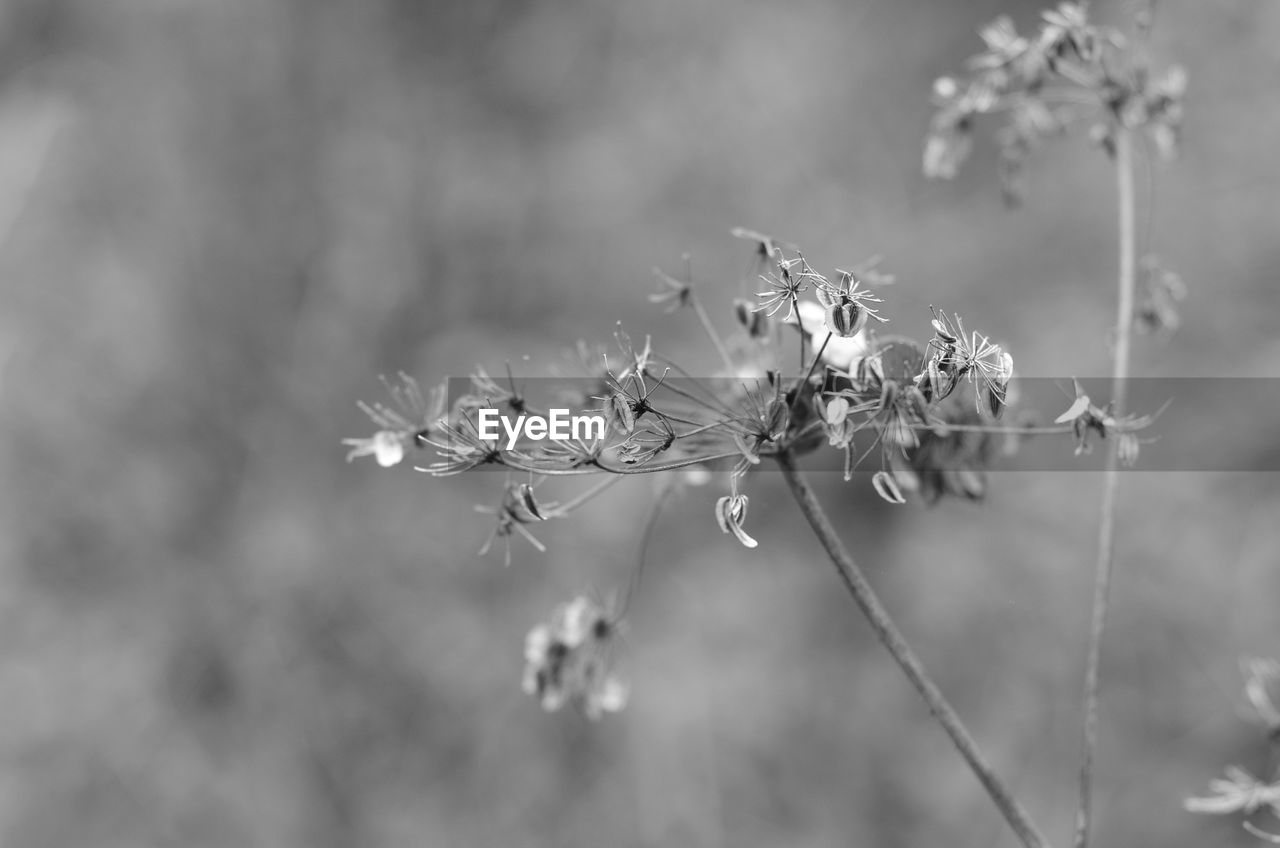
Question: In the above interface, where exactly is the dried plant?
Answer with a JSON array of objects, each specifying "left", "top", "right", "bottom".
[{"left": 342, "top": 4, "right": 1219, "bottom": 847}]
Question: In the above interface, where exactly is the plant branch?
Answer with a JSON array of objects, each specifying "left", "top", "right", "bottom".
[
  {"left": 776, "top": 449, "right": 1051, "bottom": 848},
  {"left": 1073, "top": 127, "right": 1137, "bottom": 848}
]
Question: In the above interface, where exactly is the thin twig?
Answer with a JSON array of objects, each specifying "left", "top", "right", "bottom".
[
  {"left": 618, "top": 477, "right": 676, "bottom": 617},
  {"left": 1073, "top": 128, "right": 1137, "bottom": 848},
  {"left": 544, "top": 474, "right": 623, "bottom": 517},
  {"left": 690, "top": 293, "right": 738, "bottom": 377},
  {"left": 776, "top": 450, "right": 1051, "bottom": 848}
]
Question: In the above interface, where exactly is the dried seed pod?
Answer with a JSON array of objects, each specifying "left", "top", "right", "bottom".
[
  {"left": 825, "top": 300, "right": 869, "bottom": 338},
  {"left": 606, "top": 393, "right": 636, "bottom": 435},
  {"left": 714, "top": 494, "right": 759, "bottom": 548},
  {"left": 514, "top": 483, "right": 545, "bottom": 521},
  {"left": 872, "top": 470, "right": 907, "bottom": 504}
]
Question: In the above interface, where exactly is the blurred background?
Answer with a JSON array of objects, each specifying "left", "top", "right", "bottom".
[{"left": 0, "top": 0, "right": 1277, "bottom": 846}]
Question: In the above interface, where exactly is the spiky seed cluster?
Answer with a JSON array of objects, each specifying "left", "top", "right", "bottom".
[{"left": 920, "top": 310, "right": 1014, "bottom": 418}]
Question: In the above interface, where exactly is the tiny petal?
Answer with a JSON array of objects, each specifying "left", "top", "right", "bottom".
[
  {"left": 524, "top": 625, "right": 552, "bottom": 663},
  {"left": 924, "top": 127, "right": 973, "bottom": 180},
  {"left": 515, "top": 483, "right": 546, "bottom": 521},
  {"left": 587, "top": 677, "right": 628, "bottom": 719},
  {"left": 1244, "top": 657, "right": 1280, "bottom": 730},
  {"left": 1055, "top": 395, "right": 1092, "bottom": 424},
  {"left": 343, "top": 431, "right": 407, "bottom": 467},
  {"left": 826, "top": 396, "right": 850, "bottom": 427},
  {"left": 872, "top": 470, "right": 907, "bottom": 505},
  {"left": 1117, "top": 433, "right": 1140, "bottom": 467}
]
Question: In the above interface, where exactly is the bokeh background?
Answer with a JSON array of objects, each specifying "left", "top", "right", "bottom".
[{"left": 0, "top": 0, "right": 1277, "bottom": 846}]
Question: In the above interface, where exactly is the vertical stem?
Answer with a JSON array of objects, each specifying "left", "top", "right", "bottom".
[
  {"left": 1073, "top": 128, "right": 1136, "bottom": 848},
  {"left": 789, "top": 332, "right": 832, "bottom": 417},
  {"left": 690, "top": 294, "right": 738, "bottom": 377},
  {"left": 776, "top": 450, "right": 1051, "bottom": 848}
]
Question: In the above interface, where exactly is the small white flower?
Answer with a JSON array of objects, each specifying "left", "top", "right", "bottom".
[
  {"left": 1185, "top": 766, "right": 1280, "bottom": 816},
  {"left": 342, "top": 430, "right": 406, "bottom": 467}
]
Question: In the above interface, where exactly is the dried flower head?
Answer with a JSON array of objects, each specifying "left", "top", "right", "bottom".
[
  {"left": 343, "top": 373, "right": 447, "bottom": 467},
  {"left": 523, "top": 596, "right": 627, "bottom": 720},
  {"left": 649, "top": 267, "right": 693, "bottom": 313},
  {"left": 476, "top": 482, "right": 550, "bottom": 566},
  {"left": 755, "top": 253, "right": 823, "bottom": 321},
  {"left": 815, "top": 271, "right": 889, "bottom": 339},
  {"left": 922, "top": 310, "right": 1014, "bottom": 418},
  {"left": 926, "top": 4, "right": 1188, "bottom": 199},
  {"left": 1053, "top": 378, "right": 1162, "bottom": 464},
  {"left": 416, "top": 412, "right": 504, "bottom": 476}
]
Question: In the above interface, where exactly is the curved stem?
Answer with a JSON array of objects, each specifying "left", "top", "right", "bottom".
[
  {"left": 776, "top": 450, "right": 1051, "bottom": 848},
  {"left": 1073, "top": 128, "right": 1137, "bottom": 848}
]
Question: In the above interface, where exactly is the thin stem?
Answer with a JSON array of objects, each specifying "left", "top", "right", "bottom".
[
  {"left": 792, "top": 293, "right": 806, "bottom": 370},
  {"left": 544, "top": 474, "right": 623, "bottom": 517},
  {"left": 673, "top": 420, "right": 737, "bottom": 439},
  {"left": 1073, "top": 128, "right": 1137, "bottom": 848},
  {"left": 788, "top": 332, "right": 831, "bottom": 418},
  {"left": 776, "top": 450, "right": 1051, "bottom": 848},
  {"left": 690, "top": 293, "right": 738, "bottom": 377},
  {"left": 618, "top": 477, "right": 676, "bottom": 617},
  {"left": 652, "top": 354, "right": 742, "bottom": 417}
]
